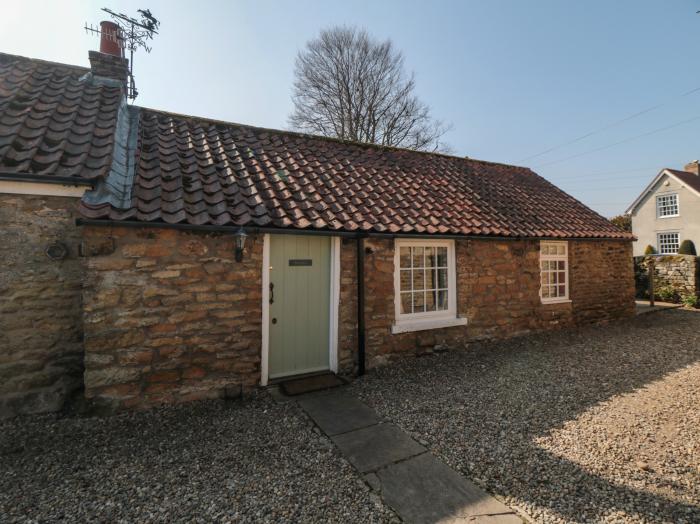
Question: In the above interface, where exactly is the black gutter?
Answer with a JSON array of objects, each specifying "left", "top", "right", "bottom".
[
  {"left": 356, "top": 234, "right": 366, "bottom": 376},
  {"left": 366, "top": 232, "right": 632, "bottom": 242},
  {"left": 0, "top": 172, "right": 95, "bottom": 187},
  {"left": 76, "top": 219, "right": 632, "bottom": 242}
]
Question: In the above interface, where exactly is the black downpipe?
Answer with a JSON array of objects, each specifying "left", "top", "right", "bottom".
[{"left": 356, "top": 235, "right": 366, "bottom": 376}]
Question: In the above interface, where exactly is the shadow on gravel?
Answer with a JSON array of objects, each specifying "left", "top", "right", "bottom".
[{"left": 350, "top": 309, "right": 700, "bottom": 523}]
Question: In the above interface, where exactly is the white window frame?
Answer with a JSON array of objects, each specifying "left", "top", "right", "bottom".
[
  {"left": 656, "top": 193, "right": 679, "bottom": 218},
  {"left": 392, "top": 239, "right": 466, "bottom": 334},
  {"left": 539, "top": 241, "right": 570, "bottom": 304},
  {"left": 657, "top": 232, "right": 680, "bottom": 254}
]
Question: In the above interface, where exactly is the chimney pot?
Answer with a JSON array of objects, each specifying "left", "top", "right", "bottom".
[
  {"left": 99, "top": 21, "right": 123, "bottom": 57},
  {"left": 684, "top": 160, "right": 700, "bottom": 176}
]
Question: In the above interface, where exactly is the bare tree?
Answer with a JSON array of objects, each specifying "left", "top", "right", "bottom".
[{"left": 289, "top": 26, "right": 451, "bottom": 152}]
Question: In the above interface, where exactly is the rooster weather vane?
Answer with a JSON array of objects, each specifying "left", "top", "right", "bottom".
[{"left": 85, "top": 8, "right": 160, "bottom": 100}]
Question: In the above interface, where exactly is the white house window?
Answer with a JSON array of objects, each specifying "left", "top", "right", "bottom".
[
  {"left": 656, "top": 194, "right": 679, "bottom": 218},
  {"left": 392, "top": 239, "right": 466, "bottom": 333},
  {"left": 657, "top": 232, "right": 680, "bottom": 254},
  {"left": 540, "top": 241, "right": 569, "bottom": 303}
]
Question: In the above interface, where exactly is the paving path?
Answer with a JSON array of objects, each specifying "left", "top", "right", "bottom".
[{"left": 297, "top": 391, "right": 523, "bottom": 524}]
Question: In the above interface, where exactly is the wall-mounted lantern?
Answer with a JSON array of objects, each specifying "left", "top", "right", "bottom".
[{"left": 234, "top": 227, "right": 248, "bottom": 262}]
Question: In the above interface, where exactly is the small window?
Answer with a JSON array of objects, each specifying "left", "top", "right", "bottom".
[
  {"left": 540, "top": 241, "right": 569, "bottom": 303},
  {"left": 657, "top": 232, "right": 680, "bottom": 254},
  {"left": 395, "top": 240, "right": 456, "bottom": 321},
  {"left": 656, "top": 194, "right": 679, "bottom": 218}
]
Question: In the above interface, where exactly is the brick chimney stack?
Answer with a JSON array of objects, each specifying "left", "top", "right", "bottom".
[
  {"left": 88, "top": 21, "right": 129, "bottom": 92},
  {"left": 684, "top": 160, "right": 700, "bottom": 175}
]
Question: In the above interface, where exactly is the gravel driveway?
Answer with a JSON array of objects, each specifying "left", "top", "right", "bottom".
[
  {"left": 2, "top": 310, "right": 698, "bottom": 523},
  {"left": 350, "top": 309, "right": 700, "bottom": 523},
  {"left": 0, "top": 392, "right": 395, "bottom": 523}
]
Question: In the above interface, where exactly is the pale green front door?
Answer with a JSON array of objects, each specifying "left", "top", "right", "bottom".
[{"left": 269, "top": 235, "right": 331, "bottom": 379}]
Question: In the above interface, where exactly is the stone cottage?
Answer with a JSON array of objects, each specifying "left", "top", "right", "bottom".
[{"left": 0, "top": 38, "right": 635, "bottom": 417}]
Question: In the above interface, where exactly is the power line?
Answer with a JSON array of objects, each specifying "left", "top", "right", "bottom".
[
  {"left": 532, "top": 115, "right": 700, "bottom": 168},
  {"left": 545, "top": 167, "right": 655, "bottom": 181},
  {"left": 518, "top": 86, "right": 700, "bottom": 163}
]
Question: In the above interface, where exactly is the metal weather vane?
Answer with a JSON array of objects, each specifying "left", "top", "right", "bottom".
[{"left": 84, "top": 8, "right": 160, "bottom": 100}]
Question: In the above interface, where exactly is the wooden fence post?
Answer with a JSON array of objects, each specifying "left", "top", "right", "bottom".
[{"left": 648, "top": 258, "right": 655, "bottom": 307}]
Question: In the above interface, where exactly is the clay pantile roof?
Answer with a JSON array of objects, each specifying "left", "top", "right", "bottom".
[
  {"left": 1, "top": 52, "right": 630, "bottom": 239},
  {"left": 81, "top": 108, "right": 632, "bottom": 239},
  {"left": 665, "top": 169, "right": 700, "bottom": 195},
  {"left": 0, "top": 53, "right": 122, "bottom": 179}
]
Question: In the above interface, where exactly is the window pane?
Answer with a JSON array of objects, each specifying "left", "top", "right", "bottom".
[
  {"left": 413, "top": 291, "right": 425, "bottom": 312},
  {"left": 557, "top": 260, "right": 565, "bottom": 270},
  {"left": 558, "top": 285, "right": 566, "bottom": 296},
  {"left": 399, "top": 247, "right": 411, "bottom": 269},
  {"left": 558, "top": 271, "right": 566, "bottom": 284},
  {"left": 557, "top": 245, "right": 565, "bottom": 255},
  {"left": 437, "top": 268, "right": 448, "bottom": 288},
  {"left": 437, "top": 290, "right": 448, "bottom": 310},
  {"left": 413, "top": 269, "right": 425, "bottom": 291},
  {"left": 426, "top": 268, "right": 437, "bottom": 290},
  {"left": 425, "top": 247, "right": 436, "bottom": 268},
  {"left": 412, "top": 247, "right": 424, "bottom": 268},
  {"left": 425, "top": 290, "right": 436, "bottom": 311},
  {"left": 437, "top": 247, "right": 448, "bottom": 267},
  {"left": 400, "top": 269, "right": 411, "bottom": 292},
  {"left": 400, "top": 292, "right": 412, "bottom": 314},
  {"left": 542, "top": 286, "right": 550, "bottom": 298}
]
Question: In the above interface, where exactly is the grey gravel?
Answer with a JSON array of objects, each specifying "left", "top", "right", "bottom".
[
  {"left": 350, "top": 310, "right": 700, "bottom": 523},
  {"left": 0, "top": 391, "right": 397, "bottom": 523}
]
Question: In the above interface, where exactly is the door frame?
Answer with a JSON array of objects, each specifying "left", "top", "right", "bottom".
[{"left": 260, "top": 234, "right": 340, "bottom": 386}]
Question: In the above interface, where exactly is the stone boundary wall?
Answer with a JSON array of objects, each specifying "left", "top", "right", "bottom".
[
  {"left": 0, "top": 194, "right": 85, "bottom": 419},
  {"left": 634, "top": 255, "right": 700, "bottom": 300},
  {"left": 339, "top": 239, "right": 635, "bottom": 369},
  {"left": 81, "top": 226, "right": 263, "bottom": 412}
]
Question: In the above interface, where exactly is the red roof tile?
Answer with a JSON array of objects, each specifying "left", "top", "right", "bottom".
[
  {"left": 0, "top": 52, "right": 631, "bottom": 239},
  {"left": 82, "top": 109, "right": 632, "bottom": 239},
  {"left": 0, "top": 53, "right": 121, "bottom": 179}
]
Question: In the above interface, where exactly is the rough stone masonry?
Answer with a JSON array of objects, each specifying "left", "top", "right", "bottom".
[
  {"left": 80, "top": 227, "right": 635, "bottom": 412},
  {"left": 0, "top": 194, "right": 85, "bottom": 418}
]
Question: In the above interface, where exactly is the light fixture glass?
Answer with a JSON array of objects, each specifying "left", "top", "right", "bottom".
[{"left": 234, "top": 227, "right": 248, "bottom": 262}]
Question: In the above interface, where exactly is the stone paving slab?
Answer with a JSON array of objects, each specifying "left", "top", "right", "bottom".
[
  {"left": 297, "top": 391, "right": 521, "bottom": 523},
  {"left": 377, "top": 453, "right": 521, "bottom": 523},
  {"left": 297, "top": 392, "right": 378, "bottom": 436},
  {"left": 330, "top": 423, "right": 426, "bottom": 473}
]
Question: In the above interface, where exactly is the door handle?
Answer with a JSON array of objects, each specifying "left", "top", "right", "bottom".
[{"left": 269, "top": 282, "right": 274, "bottom": 304}]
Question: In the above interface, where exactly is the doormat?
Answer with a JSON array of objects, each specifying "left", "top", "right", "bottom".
[{"left": 280, "top": 373, "right": 346, "bottom": 396}]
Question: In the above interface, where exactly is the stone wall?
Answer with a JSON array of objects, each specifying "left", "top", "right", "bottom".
[
  {"left": 338, "top": 238, "right": 635, "bottom": 368},
  {"left": 81, "top": 226, "right": 263, "bottom": 411},
  {"left": 634, "top": 255, "right": 700, "bottom": 301},
  {"left": 82, "top": 229, "right": 635, "bottom": 412},
  {"left": 0, "top": 194, "right": 85, "bottom": 418}
]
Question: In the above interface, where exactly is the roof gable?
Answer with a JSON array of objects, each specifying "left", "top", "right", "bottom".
[{"left": 625, "top": 169, "right": 700, "bottom": 215}]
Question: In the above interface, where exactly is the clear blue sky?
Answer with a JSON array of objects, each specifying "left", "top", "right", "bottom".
[{"left": 3, "top": 0, "right": 700, "bottom": 217}]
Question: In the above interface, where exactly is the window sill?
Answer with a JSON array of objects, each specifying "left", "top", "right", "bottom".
[
  {"left": 541, "top": 298, "right": 572, "bottom": 305},
  {"left": 657, "top": 215, "right": 679, "bottom": 219},
  {"left": 391, "top": 316, "right": 468, "bottom": 334}
]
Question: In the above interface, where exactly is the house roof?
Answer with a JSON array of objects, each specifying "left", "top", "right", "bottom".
[
  {"left": 0, "top": 53, "right": 121, "bottom": 179},
  {"left": 1, "top": 52, "right": 632, "bottom": 240},
  {"left": 625, "top": 168, "right": 700, "bottom": 215}
]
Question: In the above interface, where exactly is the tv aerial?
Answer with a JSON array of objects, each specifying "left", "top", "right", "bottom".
[{"left": 85, "top": 8, "right": 160, "bottom": 100}]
